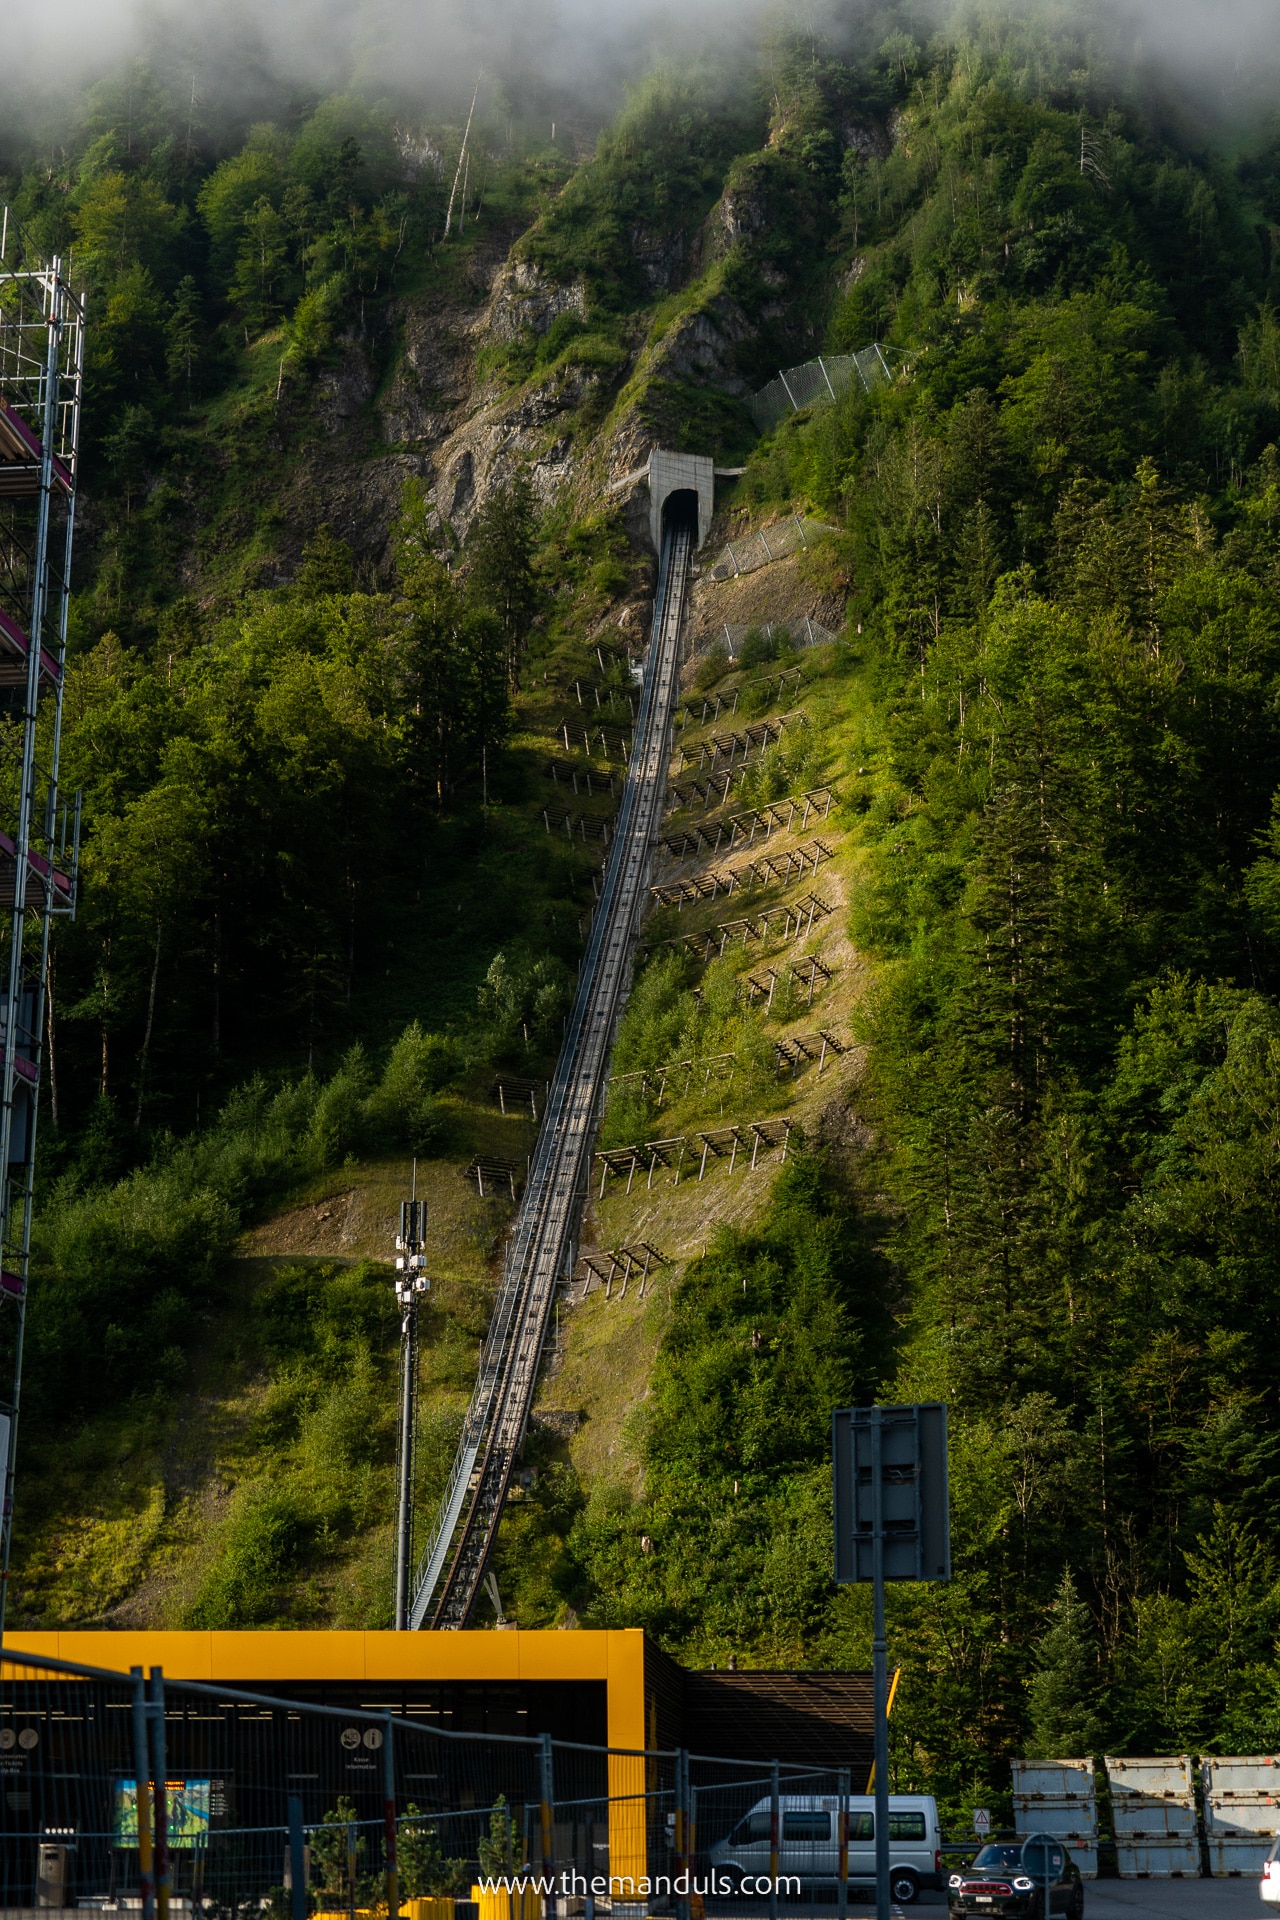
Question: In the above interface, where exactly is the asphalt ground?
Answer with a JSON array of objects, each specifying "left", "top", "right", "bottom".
[
  {"left": 1069, "top": 1882, "right": 1263, "bottom": 1916},
  {"left": 838, "top": 1881, "right": 1265, "bottom": 1915},
  {"left": 719, "top": 1882, "right": 1268, "bottom": 1916}
]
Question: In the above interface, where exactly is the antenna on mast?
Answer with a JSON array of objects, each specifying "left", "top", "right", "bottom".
[{"left": 392, "top": 1170, "right": 429, "bottom": 1628}]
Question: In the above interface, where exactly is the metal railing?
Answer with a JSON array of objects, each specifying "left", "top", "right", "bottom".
[{"left": 408, "top": 515, "right": 694, "bottom": 1630}]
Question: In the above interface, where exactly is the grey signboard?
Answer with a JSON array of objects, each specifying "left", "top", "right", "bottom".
[{"left": 832, "top": 1402, "right": 951, "bottom": 1584}]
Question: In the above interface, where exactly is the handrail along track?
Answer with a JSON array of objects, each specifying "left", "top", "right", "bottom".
[{"left": 409, "top": 512, "right": 694, "bottom": 1629}]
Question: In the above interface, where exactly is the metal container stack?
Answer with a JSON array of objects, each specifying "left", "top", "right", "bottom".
[
  {"left": 1201, "top": 1754, "right": 1280, "bottom": 1876},
  {"left": 1011, "top": 1759, "right": 1098, "bottom": 1878},
  {"left": 1105, "top": 1755, "right": 1200, "bottom": 1876}
]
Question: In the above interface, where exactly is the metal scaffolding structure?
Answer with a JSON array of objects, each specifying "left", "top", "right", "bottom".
[{"left": 0, "top": 213, "right": 84, "bottom": 1628}]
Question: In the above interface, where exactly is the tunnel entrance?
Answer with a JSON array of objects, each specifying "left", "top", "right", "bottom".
[
  {"left": 661, "top": 487, "right": 699, "bottom": 540},
  {"left": 647, "top": 449, "right": 715, "bottom": 552}
]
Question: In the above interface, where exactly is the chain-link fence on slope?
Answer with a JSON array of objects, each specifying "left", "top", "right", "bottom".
[
  {"left": 748, "top": 347, "right": 894, "bottom": 436},
  {"left": 702, "top": 620, "right": 840, "bottom": 660},
  {"left": 705, "top": 518, "right": 837, "bottom": 584}
]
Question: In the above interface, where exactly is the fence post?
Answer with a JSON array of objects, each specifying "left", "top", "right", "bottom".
[
  {"left": 675, "top": 1748, "right": 689, "bottom": 1920},
  {"left": 346, "top": 1819, "right": 358, "bottom": 1920},
  {"left": 769, "top": 1759, "right": 780, "bottom": 1920},
  {"left": 288, "top": 1796, "right": 307, "bottom": 1920},
  {"left": 539, "top": 1731, "right": 555, "bottom": 1879},
  {"left": 837, "top": 1767, "right": 850, "bottom": 1920},
  {"left": 383, "top": 1714, "right": 399, "bottom": 1919},
  {"left": 147, "top": 1669, "right": 169, "bottom": 1920},
  {"left": 671, "top": 1751, "right": 690, "bottom": 1920},
  {"left": 130, "top": 1669, "right": 154, "bottom": 1920},
  {"left": 689, "top": 1781, "right": 702, "bottom": 1920}
]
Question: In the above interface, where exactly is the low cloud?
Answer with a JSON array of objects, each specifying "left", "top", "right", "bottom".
[{"left": 2, "top": 0, "right": 1279, "bottom": 149}]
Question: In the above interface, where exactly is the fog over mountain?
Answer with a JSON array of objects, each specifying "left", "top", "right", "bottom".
[{"left": 2, "top": 0, "right": 1280, "bottom": 142}]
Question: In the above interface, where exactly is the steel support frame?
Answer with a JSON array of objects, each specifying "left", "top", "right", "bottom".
[{"left": 0, "top": 220, "right": 83, "bottom": 1629}]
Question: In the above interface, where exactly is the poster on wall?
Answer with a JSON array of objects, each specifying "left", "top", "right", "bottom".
[{"left": 113, "top": 1780, "right": 211, "bottom": 1849}]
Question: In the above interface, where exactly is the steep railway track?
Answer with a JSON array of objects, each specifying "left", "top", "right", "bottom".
[{"left": 409, "top": 515, "right": 694, "bottom": 1629}]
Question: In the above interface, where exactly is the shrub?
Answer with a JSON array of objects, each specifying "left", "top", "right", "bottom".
[
  {"left": 306, "top": 1045, "right": 374, "bottom": 1164},
  {"left": 365, "top": 1022, "right": 455, "bottom": 1152},
  {"left": 186, "top": 1481, "right": 316, "bottom": 1626},
  {"left": 738, "top": 624, "right": 778, "bottom": 669},
  {"left": 695, "top": 644, "right": 730, "bottom": 690}
]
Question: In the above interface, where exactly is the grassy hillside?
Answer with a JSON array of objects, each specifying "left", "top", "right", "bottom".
[{"left": 6, "top": 0, "right": 1280, "bottom": 1823}]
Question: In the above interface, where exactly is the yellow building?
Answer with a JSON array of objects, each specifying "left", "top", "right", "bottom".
[{"left": 5, "top": 1629, "right": 873, "bottom": 1893}]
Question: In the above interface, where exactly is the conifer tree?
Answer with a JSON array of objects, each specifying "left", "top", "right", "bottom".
[
  {"left": 465, "top": 471, "right": 540, "bottom": 686},
  {"left": 1026, "top": 1572, "right": 1105, "bottom": 1759}
]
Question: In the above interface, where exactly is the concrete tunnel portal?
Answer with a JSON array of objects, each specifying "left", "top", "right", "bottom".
[{"left": 648, "top": 449, "right": 716, "bottom": 552}]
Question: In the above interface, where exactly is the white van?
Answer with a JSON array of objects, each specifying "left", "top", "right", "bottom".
[{"left": 708, "top": 1792, "right": 942, "bottom": 1906}]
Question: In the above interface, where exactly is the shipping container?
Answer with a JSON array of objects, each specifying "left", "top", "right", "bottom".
[
  {"left": 1105, "top": 1756, "right": 1199, "bottom": 1877},
  {"left": 1011, "top": 1759, "right": 1098, "bottom": 1878},
  {"left": 1201, "top": 1755, "right": 1280, "bottom": 1876}
]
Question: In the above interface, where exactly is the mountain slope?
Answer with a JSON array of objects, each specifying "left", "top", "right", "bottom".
[{"left": 6, "top": 9, "right": 1280, "bottom": 1820}]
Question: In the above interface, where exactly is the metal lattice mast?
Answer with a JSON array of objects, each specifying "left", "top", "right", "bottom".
[
  {"left": 0, "top": 214, "right": 84, "bottom": 1633},
  {"left": 392, "top": 1183, "right": 428, "bottom": 1629}
]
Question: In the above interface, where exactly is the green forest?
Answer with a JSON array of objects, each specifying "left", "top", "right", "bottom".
[{"left": 7, "top": 0, "right": 1280, "bottom": 1820}]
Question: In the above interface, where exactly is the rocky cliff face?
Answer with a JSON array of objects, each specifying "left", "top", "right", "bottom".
[
  {"left": 284, "top": 246, "right": 618, "bottom": 567},
  {"left": 278, "top": 96, "right": 880, "bottom": 575}
]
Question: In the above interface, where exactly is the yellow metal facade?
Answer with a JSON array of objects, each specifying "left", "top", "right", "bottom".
[{"left": 5, "top": 1629, "right": 651, "bottom": 1884}]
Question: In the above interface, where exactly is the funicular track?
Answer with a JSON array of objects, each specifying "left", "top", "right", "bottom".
[{"left": 409, "top": 515, "right": 694, "bottom": 1629}]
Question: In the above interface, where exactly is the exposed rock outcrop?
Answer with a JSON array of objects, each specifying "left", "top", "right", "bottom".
[
  {"left": 488, "top": 257, "right": 588, "bottom": 342},
  {"left": 840, "top": 120, "right": 891, "bottom": 161},
  {"left": 630, "top": 223, "right": 686, "bottom": 294},
  {"left": 644, "top": 296, "right": 754, "bottom": 395},
  {"left": 313, "top": 341, "right": 375, "bottom": 436}
]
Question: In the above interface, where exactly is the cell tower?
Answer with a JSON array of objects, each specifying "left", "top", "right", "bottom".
[
  {"left": 0, "top": 213, "right": 84, "bottom": 1631},
  {"left": 392, "top": 1183, "right": 428, "bottom": 1629}
]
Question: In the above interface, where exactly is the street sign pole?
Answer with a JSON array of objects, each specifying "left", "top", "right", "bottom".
[
  {"left": 836, "top": 1767, "right": 850, "bottom": 1920},
  {"left": 871, "top": 1407, "right": 889, "bottom": 1920},
  {"left": 832, "top": 1403, "right": 951, "bottom": 1920}
]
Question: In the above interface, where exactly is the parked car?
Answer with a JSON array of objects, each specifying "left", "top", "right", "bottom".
[
  {"left": 1261, "top": 1836, "right": 1280, "bottom": 1904},
  {"left": 946, "top": 1835, "right": 1083, "bottom": 1918},
  {"left": 708, "top": 1792, "right": 942, "bottom": 1905}
]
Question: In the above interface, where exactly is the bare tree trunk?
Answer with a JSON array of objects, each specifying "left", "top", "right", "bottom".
[
  {"left": 211, "top": 907, "right": 221, "bottom": 1056},
  {"left": 45, "top": 951, "right": 57, "bottom": 1129},
  {"left": 134, "top": 919, "right": 162, "bottom": 1128},
  {"left": 346, "top": 870, "right": 356, "bottom": 1005},
  {"left": 100, "top": 937, "right": 111, "bottom": 1099}
]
